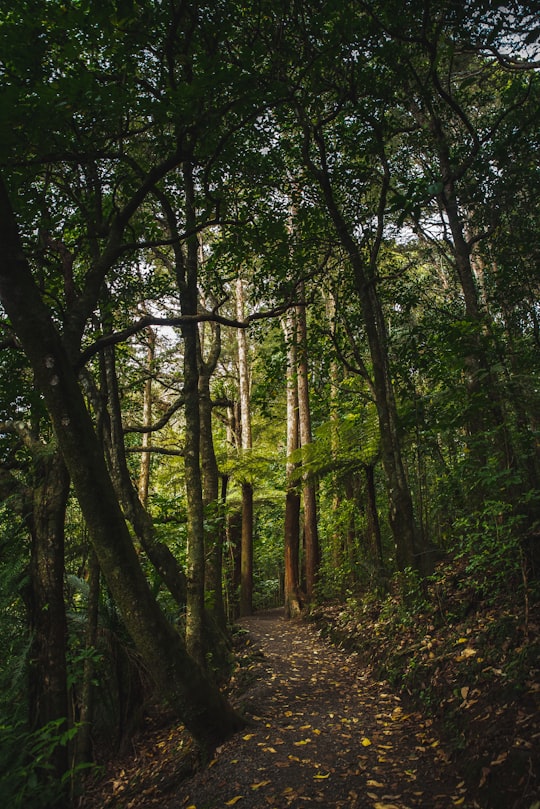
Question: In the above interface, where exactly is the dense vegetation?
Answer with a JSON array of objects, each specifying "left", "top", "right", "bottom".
[{"left": 0, "top": 1, "right": 538, "bottom": 806}]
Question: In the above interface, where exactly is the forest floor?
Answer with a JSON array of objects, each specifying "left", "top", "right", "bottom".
[{"left": 79, "top": 569, "right": 539, "bottom": 809}]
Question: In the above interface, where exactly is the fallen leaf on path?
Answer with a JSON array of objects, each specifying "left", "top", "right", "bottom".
[
  {"left": 313, "top": 772, "right": 330, "bottom": 780},
  {"left": 251, "top": 780, "right": 271, "bottom": 790},
  {"left": 361, "top": 737, "right": 372, "bottom": 746},
  {"left": 225, "top": 798, "right": 243, "bottom": 806}
]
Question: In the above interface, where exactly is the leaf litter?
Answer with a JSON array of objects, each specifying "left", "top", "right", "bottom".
[{"left": 79, "top": 594, "right": 538, "bottom": 809}]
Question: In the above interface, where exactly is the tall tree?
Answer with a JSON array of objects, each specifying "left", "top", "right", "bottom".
[
  {"left": 236, "top": 276, "right": 254, "bottom": 617},
  {"left": 283, "top": 307, "right": 302, "bottom": 617},
  {"left": 296, "top": 283, "right": 320, "bottom": 600},
  {"left": 0, "top": 178, "right": 244, "bottom": 754}
]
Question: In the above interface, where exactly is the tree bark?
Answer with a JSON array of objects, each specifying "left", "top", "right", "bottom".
[
  {"left": 138, "top": 326, "right": 156, "bottom": 508},
  {"left": 296, "top": 286, "right": 320, "bottom": 601},
  {"left": 0, "top": 176, "right": 243, "bottom": 755},
  {"left": 198, "top": 322, "right": 227, "bottom": 631},
  {"left": 179, "top": 161, "right": 206, "bottom": 667},
  {"left": 28, "top": 448, "right": 70, "bottom": 791},
  {"left": 283, "top": 307, "right": 302, "bottom": 618},
  {"left": 364, "top": 463, "right": 384, "bottom": 569},
  {"left": 236, "top": 276, "right": 254, "bottom": 617}
]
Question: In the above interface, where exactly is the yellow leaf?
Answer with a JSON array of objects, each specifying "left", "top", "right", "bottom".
[
  {"left": 284, "top": 710, "right": 293, "bottom": 717},
  {"left": 313, "top": 772, "right": 330, "bottom": 780},
  {"left": 263, "top": 746, "right": 277, "bottom": 753},
  {"left": 225, "top": 798, "right": 243, "bottom": 806},
  {"left": 293, "top": 739, "right": 311, "bottom": 745},
  {"left": 242, "top": 733, "right": 256, "bottom": 740},
  {"left": 456, "top": 637, "right": 468, "bottom": 644},
  {"left": 460, "top": 686, "right": 470, "bottom": 699},
  {"left": 251, "top": 781, "right": 271, "bottom": 790},
  {"left": 374, "top": 803, "right": 400, "bottom": 809},
  {"left": 361, "top": 737, "right": 372, "bottom": 746},
  {"left": 452, "top": 798, "right": 465, "bottom": 806},
  {"left": 367, "top": 779, "right": 385, "bottom": 787}
]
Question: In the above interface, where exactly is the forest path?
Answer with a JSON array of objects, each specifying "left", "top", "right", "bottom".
[{"left": 178, "top": 608, "right": 471, "bottom": 809}]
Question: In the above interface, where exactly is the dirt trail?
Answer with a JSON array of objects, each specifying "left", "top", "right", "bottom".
[{"left": 177, "top": 609, "right": 472, "bottom": 809}]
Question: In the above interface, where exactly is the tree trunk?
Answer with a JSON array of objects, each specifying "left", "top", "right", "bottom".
[
  {"left": 27, "top": 448, "right": 70, "bottom": 793},
  {"left": 236, "top": 276, "right": 254, "bottom": 616},
  {"left": 296, "top": 287, "right": 320, "bottom": 601},
  {"left": 364, "top": 463, "right": 384, "bottom": 569},
  {"left": 283, "top": 308, "right": 302, "bottom": 618},
  {"left": 74, "top": 550, "right": 100, "bottom": 771},
  {"left": 179, "top": 161, "right": 207, "bottom": 667},
  {"left": 198, "top": 323, "right": 227, "bottom": 631},
  {"left": 302, "top": 129, "right": 420, "bottom": 571},
  {"left": 438, "top": 162, "right": 518, "bottom": 474},
  {"left": 98, "top": 343, "right": 187, "bottom": 608},
  {"left": 240, "top": 482, "right": 254, "bottom": 616},
  {"left": 0, "top": 176, "right": 244, "bottom": 756},
  {"left": 138, "top": 326, "right": 155, "bottom": 508}
]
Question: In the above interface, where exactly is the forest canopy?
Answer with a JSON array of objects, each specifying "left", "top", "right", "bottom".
[{"left": 0, "top": 1, "right": 538, "bottom": 806}]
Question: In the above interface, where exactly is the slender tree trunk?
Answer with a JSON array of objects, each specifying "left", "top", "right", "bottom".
[
  {"left": 362, "top": 281, "right": 419, "bottom": 570},
  {"left": 198, "top": 323, "right": 227, "bottom": 631},
  {"left": 364, "top": 463, "right": 384, "bottom": 569},
  {"left": 99, "top": 344, "right": 187, "bottom": 607},
  {"left": 283, "top": 308, "right": 302, "bottom": 618},
  {"left": 296, "top": 286, "right": 320, "bottom": 601},
  {"left": 301, "top": 128, "right": 420, "bottom": 571},
  {"left": 0, "top": 176, "right": 244, "bottom": 755},
  {"left": 436, "top": 140, "right": 518, "bottom": 479},
  {"left": 326, "top": 295, "right": 344, "bottom": 571},
  {"left": 138, "top": 327, "right": 155, "bottom": 508},
  {"left": 236, "top": 276, "right": 254, "bottom": 616}
]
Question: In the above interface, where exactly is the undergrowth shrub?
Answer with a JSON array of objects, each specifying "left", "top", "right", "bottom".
[{"left": 0, "top": 719, "right": 91, "bottom": 808}]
